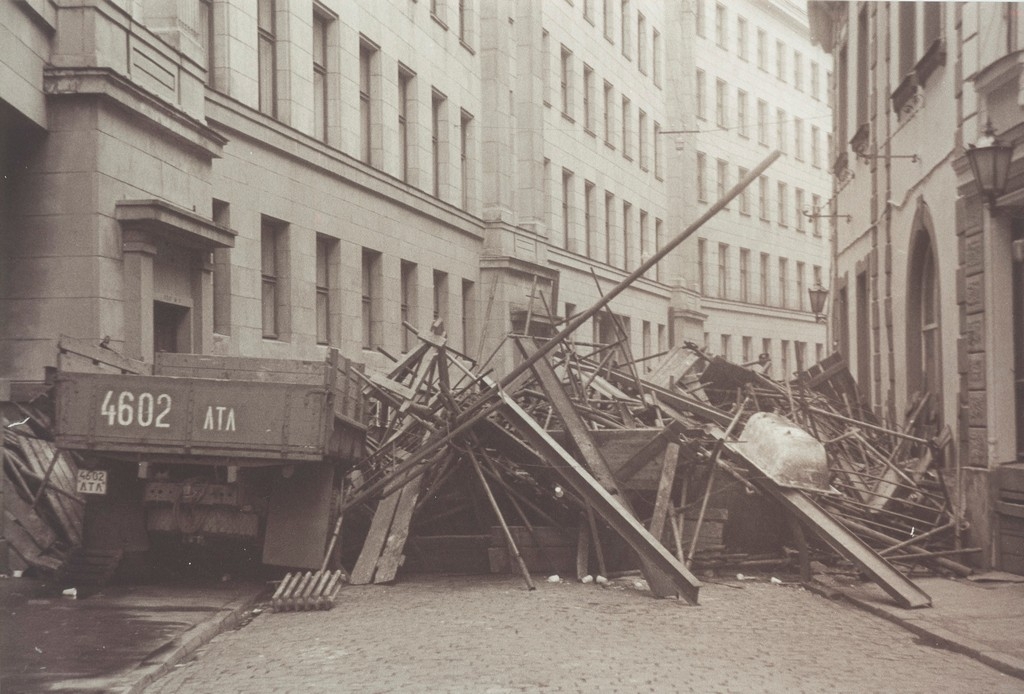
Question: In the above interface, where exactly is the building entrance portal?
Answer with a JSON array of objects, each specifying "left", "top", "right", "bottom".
[{"left": 153, "top": 301, "right": 190, "bottom": 354}]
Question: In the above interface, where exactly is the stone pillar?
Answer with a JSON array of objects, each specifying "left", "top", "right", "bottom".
[{"left": 122, "top": 231, "right": 157, "bottom": 363}]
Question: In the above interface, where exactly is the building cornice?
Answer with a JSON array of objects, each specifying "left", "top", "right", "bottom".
[{"left": 43, "top": 67, "right": 226, "bottom": 158}]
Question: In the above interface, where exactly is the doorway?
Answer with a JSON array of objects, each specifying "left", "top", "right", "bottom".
[{"left": 153, "top": 301, "right": 191, "bottom": 354}]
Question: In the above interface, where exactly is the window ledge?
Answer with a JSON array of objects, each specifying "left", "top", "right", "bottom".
[
  {"left": 584, "top": 126, "right": 596, "bottom": 137},
  {"left": 430, "top": 13, "right": 449, "bottom": 31},
  {"left": 459, "top": 39, "right": 475, "bottom": 55}
]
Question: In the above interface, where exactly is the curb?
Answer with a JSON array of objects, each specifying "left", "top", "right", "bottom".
[
  {"left": 123, "top": 590, "right": 262, "bottom": 694},
  {"left": 812, "top": 584, "right": 1024, "bottom": 683}
]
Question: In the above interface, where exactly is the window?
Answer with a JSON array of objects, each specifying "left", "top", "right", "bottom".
[
  {"left": 737, "top": 16, "right": 747, "bottom": 60},
  {"left": 460, "top": 110, "right": 473, "bottom": 210},
  {"left": 698, "top": 238, "right": 707, "bottom": 294},
  {"left": 795, "top": 188, "right": 805, "bottom": 232},
  {"left": 720, "top": 334, "right": 731, "bottom": 361},
  {"left": 603, "top": 81, "right": 614, "bottom": 146},
  {"left": 811, "top": 62, "right": 820, "bottom": 101},
  {"left": 738, "top": 166, "right": 750, "bottom": 214},
  {"left": 652, "top": 29, "right": 661, "bottom": 86},
  {"left": 430, "top": 0, "right": 446, "bottom": 24},
  {"left": 757, "top": 28, "right": 766, "bottom": 70},
  {"left": 776, "top": 108, "right": 786, "bottom": 153},
  {"left": 697, "top": 152, "right": 707, "bottom": 202},
  {"left": 542, "top": 30, "right": 551, "bottom": 105},
  {"left": 836, "top": 48, "right": 847, "bottom": 146},
  {"left": 584, "top": 181, "right": 595, "bottom": 257},
  {"left": 543, "top": 158, "right": 552, "bottom": 226},
  {"left": 742, "top": 336, "right": 753, "bottom": 363},
  {"left": 622, "top": 201, "right": 632, "bottom": 268},
  {"left": 638, "top": 13, "right": 647, "bottom": 74},
  {"left": 794, "top": 117, "right": 804, "bottom": 161},
  {"left": 199, "top": 0, "right": 214, "bottom": 85},
  {"left": 778, "top": 258, "right": 788, "bottom": 308},
  {"left": 899, "top": 1, "right": 915, "bottom": 77},
  {"left": 359, "top": 41, "right": 376, "bottom": 164},
  {"left": 561, "top": 46, "right": 573, "bottom": 118},
  {"left": 639, "top": 210, "right": 649, "bottom": 270},
  {"left": 811, "top": 125, "right": 820, "bottom": 168},
  {"left": 816, "top": 343, "right": 824, "bottom": 364},
  {"left": 604, "top": 0, "right": 614, "bottom": 41},
  {"left": 780, "top": 339, "right": 790, "bottom": 376},
  {"left": 696, "top": 70, "right": 706, "bottom": 120},
  {"left": 717, "top": 243, "right": 729, "bottom": 298},
  {"left": 316, "top": 234, "right": 335, "bottom": 345},
  {"left": 758, "top": 175, "right": 769, "bottom": 220},
  {"left": 258, "top": 0, "right": 276, "bottom": 117},
  {"left": 655, "top": 218, "right": 664, "bottom": 281},
  {"left": 813, "top": 265, "right": 823, "bottom": 288},
  {"left": 432, "top": 90, "right": 448, "bottom": 198},
  {"left": 638, "top": 109, "right": 648, "bottom": 170},
  {"left": 794, "top": 50, "right": 803, "bottom": 91},
  {"left": 398, "top": 67, "right": 413, "bottom": 182},
  {"left": 401, "top": 260, "right": 417, "bottom": 352},
  {"left": 584, "top": 0, "right": 593, "bottom": 22},
  {"left": 461, "top": 279, "right": 475, "bottom": 353},
  {"left": 857, "top": 6, "right": 868, "bottom": 126},
  {"left": 562, "top": 169, "right": 574, "bottom": 250},
  {"left": 361, "top": 248, "right": 381, "bottom": 348},
  {"left": 261, "top": 216, "right": 285, "bottom": 339},
  {"left": 642, "top": 320, "right": 652, "bottom": 362},
  {"left": 716, "top": 158, "right": 728, "bottom": 205},
  {"left": 757, "top": 99, "right": 768, "bottom": 145},
  {"left": 458, "top": 0, "right": 472, "bottom": 46},
  {"left": 313, "top": 10, "right": 330, "bottom": 142},
  {"left": 654, "top": 121, "right": 663, "bottom": 179},
  {"left": 433, "top": 269, "right": 449, "bottom": 329},
  {"left": 796, "top": 261, "right": 805, "bottom": 311},
  {"left": 739, "top": 248, "right": 750, "bottom": 302},
  {"left": 923, "top": 2, "right": 941, "bottom": 48},
  {"left": 621, "top": 96, "right": 631, "bottom": 159},
  {"left": 715, "top": 3, "right": 727, "bottom": 49},
  {"left": 760, "top": 252, "right": 770, "bottom": 304},
  {"left": 583, "top": 65, "right": 595, "bottom": 132},
  {"left": 604, "top": 192, "right": 614, "bottom": 262},
  {"left": 776, "top": 40, "right": 785, "bottom": 81},
  {"left": 715, "top": 79, "right": 727, "bottom": 127},
  {"left": 777, "top": 181, "right": 787, "bottom": 226},
  {"left": 696, "top": 0, "right": 705, "bottom": 38},
  {"left": 211, "top": 200, "right": 231, "bottom": 334},
  {"left": 621, "top": 0, "right": 631, "bottom": 58},
  {"left": 737, "top": 89, "right": 748, "bottom": 138},
  {"left": 812, "top": 194, "right": 822, "bottom": 236}
]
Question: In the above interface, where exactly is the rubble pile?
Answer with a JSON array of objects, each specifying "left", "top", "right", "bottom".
[{"left": 334, "top": 302, "right": 969, "bottom": 607}]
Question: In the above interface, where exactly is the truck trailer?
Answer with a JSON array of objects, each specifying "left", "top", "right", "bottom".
[{"left": 52, "top": 337, "right": 366, "bottom": 572}]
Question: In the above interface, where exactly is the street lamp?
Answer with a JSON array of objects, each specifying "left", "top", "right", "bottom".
[
  {"left": 808, "top": 282, "right": 828, "bottom": 323},
  {"left": 965, "top": 120, "right": 1014, "bottom": 208}
]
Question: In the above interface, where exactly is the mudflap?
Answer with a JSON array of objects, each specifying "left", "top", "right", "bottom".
[{"left": 262, "top": 462, "right": 335, "bottom": 569}]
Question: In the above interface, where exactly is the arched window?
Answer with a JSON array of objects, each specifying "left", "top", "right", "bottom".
[{"left": 906, "top": 202, "right": 942, "bottom": 427}]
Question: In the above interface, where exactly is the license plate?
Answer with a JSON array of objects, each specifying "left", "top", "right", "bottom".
[{"left": 77, "top": 469, "right": 107, "bottom": 495}]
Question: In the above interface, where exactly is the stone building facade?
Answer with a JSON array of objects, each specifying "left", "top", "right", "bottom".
[
  {"left": 1, "top": 1, "right": 830, "bottom": 394},
  {"left": 810, "top": 1, "right": 1024, "bottom": 572}
]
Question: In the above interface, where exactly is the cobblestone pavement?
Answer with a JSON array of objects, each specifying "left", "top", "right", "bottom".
[{"left": 145, "top": 574, "right": 1022, "bottom": 694}]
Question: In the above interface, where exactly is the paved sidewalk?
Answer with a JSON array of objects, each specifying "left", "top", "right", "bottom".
[
  {"left": 1, "top": 576, "right": 263, "bottom": 694},
  {"left": 834, "top": 573, "right": 1024, "bottom": 680}
]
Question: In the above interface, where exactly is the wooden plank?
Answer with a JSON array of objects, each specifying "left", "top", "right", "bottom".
[
  {"left": 612, "top": 425, "right": 679, "bottom": 484},
  {"left": 350, "top": 489, "right": 403, "bottom": 584},
  {"left": 493, "top": 376, "right": 701, "bottom": 604},
  {"left": 576, "top": 520, "right": 590, "bottom": 580},
  {"left": 58, "top": 335, "right": 151, "bottom": 375},
  {"left": 648, "top": 443, "right": 680, "bottom": 545},
  {"left": 520, "top": 338, "right": 684, "bottom": 598},
  {"left": 261, "top": 463, "right": 334, "bottom": 569},
  {"left": 373, "top": 473, "right": 424, "bottom": 583}
]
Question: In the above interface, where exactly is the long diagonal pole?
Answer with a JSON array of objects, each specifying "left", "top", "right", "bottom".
[{"left": 341, "top": 150, "right": 782, "bottom": 514}]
